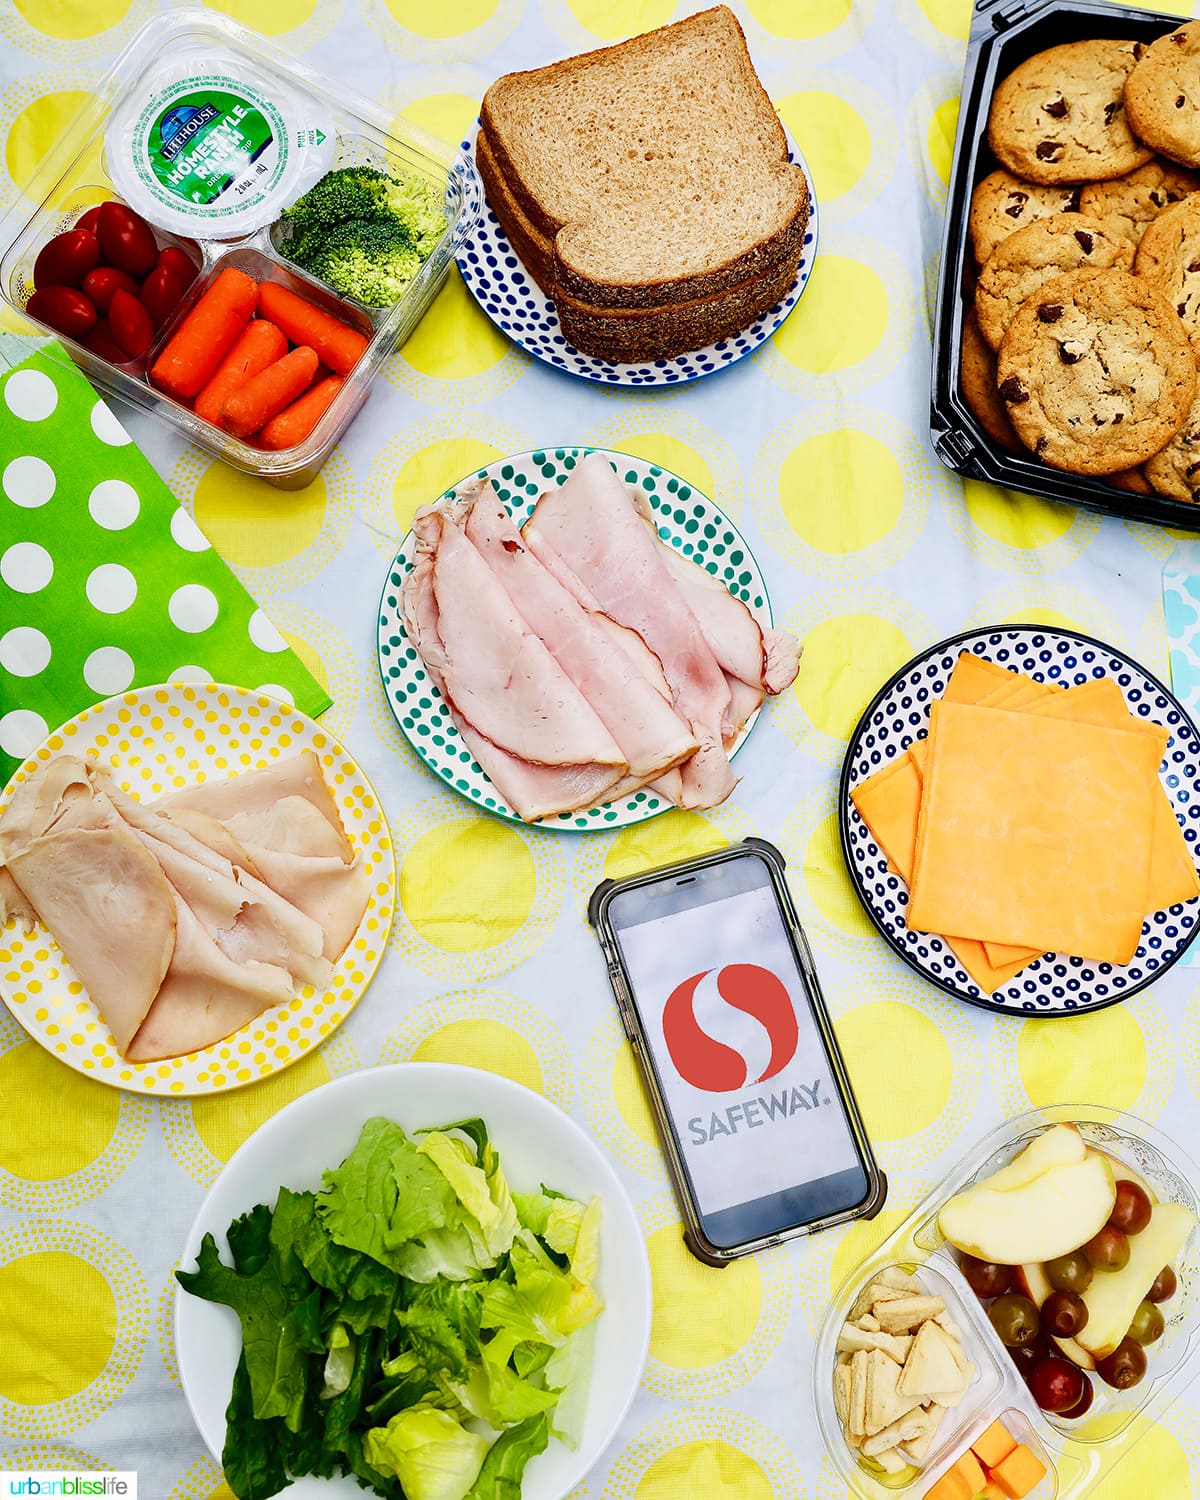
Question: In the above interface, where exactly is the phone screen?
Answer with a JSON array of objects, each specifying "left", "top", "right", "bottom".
[{"left": 606, "top": 852, "right": 871, "bottom": 1248}]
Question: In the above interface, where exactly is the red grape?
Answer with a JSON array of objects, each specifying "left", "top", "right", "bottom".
[
  {"left": 1028, "top": 1354, "right": 1086, "bottom": 1413},
  {"left": 961, "top": 1255, "right": 1014, "bottom": 1299},
  {"left": 1096, "top": 1337, "right": 1147, "bottom": 1390},
  {"left": 1043, "top": 1289, "right": 1089, "bottom": 1338},
  {"left": 1061, "top": 1373, "right": 1095, "bottom": 1419},
  {"left": 1009, "top": 1334, "right": 1053, "bottom": 1380},
  {"left": 1084, "top": 1225, "right": 1130, "bottom": 1272},
  {"left": 1108, "top": 1181, "right": 1153, "bottom": 1236},
  {"left": 1148, "top": 1265, "right": 1177, "bottom": 1303}
]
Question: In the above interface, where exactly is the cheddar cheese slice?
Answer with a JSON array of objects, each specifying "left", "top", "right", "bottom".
[{"left": 907, "top": 702, "right": 1162, "bottom": 963}]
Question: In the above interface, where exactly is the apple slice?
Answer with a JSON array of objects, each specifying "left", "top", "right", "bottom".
[
  {"left": 1087, "top": 1148, "right": 1158, "bottom": 1206},
  {"left": 939, "top": 1151, "right": 1115, "bottom": 1266},
  {"left": 1077, "top": 1202, "right": 1196, "bottom": 1359},
  {"left": 1011, "top": 1262, "right": 1096, "bottom": 1370},
  {"left": 978, "top": 1123, "right": 1086, "bottom": 1194}
]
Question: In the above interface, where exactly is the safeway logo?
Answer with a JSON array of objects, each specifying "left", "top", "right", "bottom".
[{"left": 661, "top": 963, "right": 798, "bottom": 1093}]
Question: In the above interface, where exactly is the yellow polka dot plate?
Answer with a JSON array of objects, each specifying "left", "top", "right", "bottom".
[
  {"left": 0, "top": 683, "right": 396, "bottom": 1095},
  {"left": 839, "top": 626, "right": 1200, "bottom": 1016},
  {"left": 175, "top": 1062, "right": 652, "bottom": 1499},
  {"left": 814, "top": 1105, "right": 1200, "bottom": 1500},
  {"left": 378, "top": 446, "right": 773, "bottom": 830}
]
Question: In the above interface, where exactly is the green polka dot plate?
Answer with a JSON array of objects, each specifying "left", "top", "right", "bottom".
[{"left": 376, "top": 448, "right": 773, "bottom": 830}]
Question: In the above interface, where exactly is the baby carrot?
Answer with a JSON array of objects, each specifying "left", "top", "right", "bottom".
[
  {"left": 256, "top": 281, "right": 369, "bottom": 375},
  {"left": 258, "top": 374, "right": 345, "bottom": 451},
  {"left": 149, "top": 267, "right": 258, "bottom": 399},
  {"left": 220, "top": 345, "right": 320, "bottom": 438},
  {"left": 193, "top": 318, "right": 288, "bottom": 426}
]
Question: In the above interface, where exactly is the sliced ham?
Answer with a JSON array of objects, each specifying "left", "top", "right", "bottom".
[
  {"left": 404, "top": 509, "right": 627, "bottom": 821},
  {"left": 627, "top": 486, "right": 801, "bottom": 699},
  {"left": 233, "top": 842, "right": 372, "bottom": 962},
  {"left": 157, "top": 751, "right": 352, "bottom": 860},
  {"left": 6, "top": 826, "right": 175, "bottom": 1053},
  {"left": 126, "top": 892, "right": 294, "bottom": 1063},
  {"left": 429, "top": 510, "right": 626, "bottom": 769},
  {"left": 0, "top": 754, "right": 93, "bottom": 856},
  {"left": 160, "top": 807, "right": 265, "bottom": 881},
  {"left": 459, "top": 483, "right": 698, "bottom": 780},
  {"left": 523, "top": 453, "right": 736, "bottom": 808}
]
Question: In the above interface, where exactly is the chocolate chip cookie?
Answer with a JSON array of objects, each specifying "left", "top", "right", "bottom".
[
  {"left": 975, "top": 212, "right": 1133, "bottom": 350},
  {"left": 969, "top": 170, "right": 1083, "bottom": 264},
  {"left": 1134, "top": 192, "right": 1200, "bottom": 359},
  {"left": 1125, "top": 23, "right": 1200, "bottom": 169},
  {"left": 1144, "top": 390, "right": 1200, "bottom": 499},
  {"left": 1079, "top": 158, "right": 1200, "bottom": 251},
  {"left": 996, "top": 267, "right": 1195, "bottom": 474},
  {"left": 961, "top": 307, "right": 1021, "bottom": 449},
  {"left": 988, "top": 39, "right": 1153, "bottom": 186}
]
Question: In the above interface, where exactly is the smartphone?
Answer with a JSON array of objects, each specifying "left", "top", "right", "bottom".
[{"left": 589, "top": 838, "right": 885, "bottom": 1263}]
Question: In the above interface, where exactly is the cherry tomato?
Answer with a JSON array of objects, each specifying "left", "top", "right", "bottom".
[
  {"left": 84, "top": 320, "right": 130, "bottom": 364},
  {"left": 139, "top": 263, "right": 188, "bottom": 330},
  {"left": 108, "top": 288, "right": 154, "bottom": 360},
  {"left": 81, "top": 265, "right": 139, "bottom": 316},
  {"left": 96, "top": 201, "right": 158, "bottom": 277},
  {"left": 154, "top": 245, "right": 198, "bottom": 290},
  {"left": 26, "top": 285, "right": 96, "bottom": 340},
  {"left": 33, "top": 229, "right": 100, "bottom": 290},
  {"left": 75, "top": 205, "right": 103, "bottom": 236}
]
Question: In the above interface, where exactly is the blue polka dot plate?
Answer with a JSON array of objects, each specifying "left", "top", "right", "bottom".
[
  {"left": 377, "top": 447, "right": 772, "bottom": 830},
  {"left": 454, "top": 123, "right": 818, "bottom": 387},
  {"left": 839, "top": 626, "right": 1200, "bottom": 1016}
]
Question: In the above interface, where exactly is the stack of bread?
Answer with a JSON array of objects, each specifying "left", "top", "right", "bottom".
[
  {"left": 477, "top": 6, "right": 810, "bottom": 363},
  {"left": 959, "top": 22, "right": 1200, "bottom": 500}
]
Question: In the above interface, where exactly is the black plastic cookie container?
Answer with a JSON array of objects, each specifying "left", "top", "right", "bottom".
[{"left": 931, "top": 0, "right": 1200, "bottom": 532}]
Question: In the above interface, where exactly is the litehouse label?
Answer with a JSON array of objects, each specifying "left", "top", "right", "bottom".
[{"left": 150, "top": 89, "right": 276, "bottom": 206}]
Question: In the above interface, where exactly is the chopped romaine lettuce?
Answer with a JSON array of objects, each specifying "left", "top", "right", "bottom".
[{"left": 177, "top": 1114, "right": 601, "bottom": 1500}]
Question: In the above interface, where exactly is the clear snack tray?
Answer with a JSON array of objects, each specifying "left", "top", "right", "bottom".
[
  {"left": 814, "top": 1105, "right": 1200, "bottom": 1499},
  {"left": 0, "top": 9, "right": 481, "bottom": 487}
]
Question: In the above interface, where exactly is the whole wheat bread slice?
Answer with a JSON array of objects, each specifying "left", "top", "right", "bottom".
[{"left": 479, "top": 6, "right": 808, "bottom": 312}]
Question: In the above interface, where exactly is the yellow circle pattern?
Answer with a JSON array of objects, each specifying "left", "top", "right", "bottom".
[
  {"left": 1017, "top": 1009, "right": 1148, "bottom": 1113},
  {"left": 6, "top": 90, "right": 93, "bottom": 192},
  {"left": 780, "top": 428, "right": 904, "bottom": 553},
  {"left": 0, "top": 1252, "right": 113, "bottom": 1403},
  {"left": 802, "top": 810, "right": 877, "bottom": 939},
  {"left": 412, "top": 1019, "right": 543, "bottom": 1092},
  {"left": 192, "top": 465, "right": 327, "bottom": 568},
  {"left": 391, "top": 438, "right": 505, "bottom": 532},
  {"left": 13, "top": 0, "right": 132, "bottom": 39},
  {"left": 0, "top": 1041, "right": 119, "bottom": 1178},
  {"left": 772, "top": 256, "right": 889, "bottom": 374},
  {"left": 646, "top": 1223, "right": 761, "bottom": 1369},
  {"left": 776, "top": 92, "right": 871, "bottom": 201},
  {"left": 400, "top": 817, "right": 537, "bottom": 952},
  {"left": 191, "top": 1049, "right": 333, "bottom": 1164},
  {"left": 833, "top": 999, "right": 953, "bottom": 1140},
  {"left": 791, "top": 613, "right": 915, "bottom": 740},
  {"left": 635, "top": 1439, "right": 773, "bottom": 1500}
]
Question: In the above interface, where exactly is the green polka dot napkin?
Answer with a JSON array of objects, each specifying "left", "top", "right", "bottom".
[{"left": 0, "top": 336, "right": 331, "bottom": 783}]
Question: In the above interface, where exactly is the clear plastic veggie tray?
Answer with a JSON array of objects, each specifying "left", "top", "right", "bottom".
[
  {"left": 814, "top": 1106, "right": 1200, "bottom": 1500},
  {"left": 0, "top": 9, "right": 480, "bottom": 487}
]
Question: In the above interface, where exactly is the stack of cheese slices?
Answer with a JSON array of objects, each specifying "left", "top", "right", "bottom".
[
  {"left": 476, "top": 5, "right": 810, "bottom": 362},
  {"left": 851, "top": 651, "right": 1200, "bottom": 991}
]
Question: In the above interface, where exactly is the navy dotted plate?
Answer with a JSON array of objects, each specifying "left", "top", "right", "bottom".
[
  {"left": 839, "top": 626, "right": 1200, "bottom": 1016},
  {"left": 377, "top": 446, "right": 771, "bottom": 831},
  {"left": 455, "top": 123, "right": 819, "bottom": 387}
]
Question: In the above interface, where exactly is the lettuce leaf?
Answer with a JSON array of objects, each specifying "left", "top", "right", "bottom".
[
  {"left": 363, "top": 1403, "right": 489, "bottom": 1500},
  {"left": 319, "top": 1117, "right": 455, "bottom": 1266},
  {"left": 464, "top": 1414, "right": 550, "bottom": 1500}
]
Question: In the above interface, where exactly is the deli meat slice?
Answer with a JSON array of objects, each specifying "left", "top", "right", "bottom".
[
  {"left": 126, "top": 892, "right": 294, "bottom": 1063},
  {"left": 157, "top": 751, "right": 353, "bottom": 861},
  {"left": 6, "top": 826, "right": 175, "bottom": 1054},
  {"left": 522, "top": 453, "right": 736, "bottom": 808},
  {"left": 404, "top": 508, "right": 627, "bottom": 821},
  {"left": 460, "top": 483, "right": 698, "bottom": 781}
]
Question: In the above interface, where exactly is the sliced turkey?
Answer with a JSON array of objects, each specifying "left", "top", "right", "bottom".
[
  {"left": 6, "top": 826, "right": 175, "bottom": 1054},
  {"left": 126, "top": 892, "right": 294, "bottom": 1063}
]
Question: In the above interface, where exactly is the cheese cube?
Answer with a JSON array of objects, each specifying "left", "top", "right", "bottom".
[
  {"left": 971, "top": 1419, "right": 1017, "bottom": 1471},
  {"left": 991, "top": 1444, "right": 1048, "bottom": 1499}
]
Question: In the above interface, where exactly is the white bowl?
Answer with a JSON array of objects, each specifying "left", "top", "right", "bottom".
[{"left": 174, "top": 1063, "right": 652, "bottom": 1499}]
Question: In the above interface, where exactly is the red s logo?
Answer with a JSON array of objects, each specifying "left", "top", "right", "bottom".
[{"left": 661, "top": 963, "right": 799, "bottom": 1093}]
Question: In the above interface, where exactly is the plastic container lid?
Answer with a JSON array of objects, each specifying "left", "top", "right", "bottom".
[{"left": 105, "top": 47, "right": 335, "bottom": 239}]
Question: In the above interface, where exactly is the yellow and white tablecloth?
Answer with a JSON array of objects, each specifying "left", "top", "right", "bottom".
[{"left": 1, "top": 1, "right": 1199, "bottom": 1496}]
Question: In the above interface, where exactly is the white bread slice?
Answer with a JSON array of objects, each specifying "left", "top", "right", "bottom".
[{"left": 479, "top": 5, "right": 808, "bottom": 311}]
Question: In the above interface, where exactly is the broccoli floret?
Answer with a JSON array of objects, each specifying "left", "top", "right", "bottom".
[
  {"left": 279, "top": 166, "right": 449, "bottom": 304},
  {"left": 304, "top": 219, "right": 424, "bottom": 307}
]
